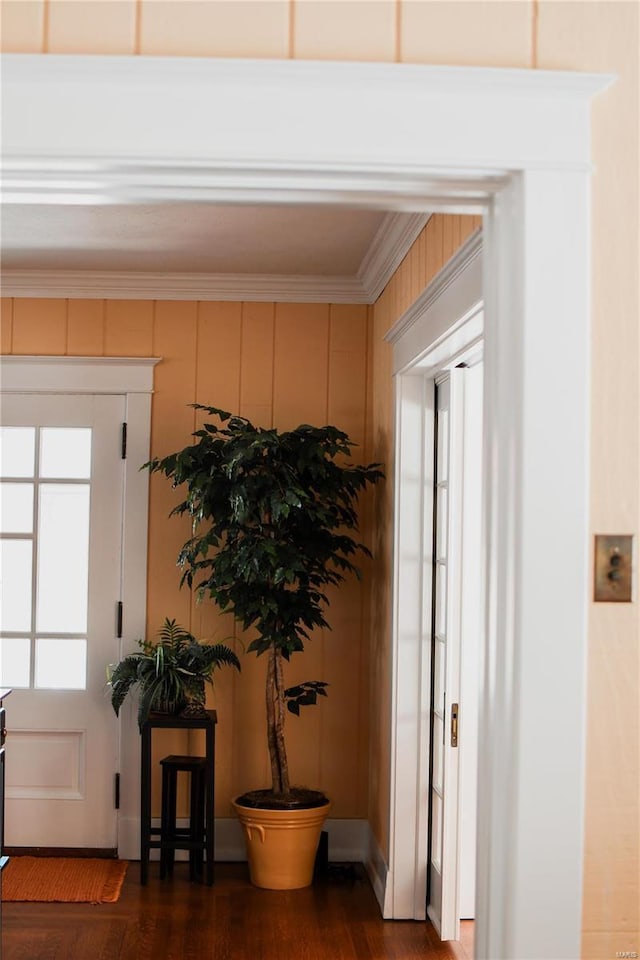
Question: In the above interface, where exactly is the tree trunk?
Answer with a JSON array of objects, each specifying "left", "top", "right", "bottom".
[
  {"left": 274, "top": 649, "right": 290, "bottom": 795},
  {"left": 266, "top": 643, "right": 281, "bottom": 793},
  {"left": 266, "top": 642, "right": 290, "bottom": 796}
]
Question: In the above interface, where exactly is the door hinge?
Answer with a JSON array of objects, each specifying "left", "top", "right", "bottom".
[
  {"left": 121, "top": 422, "right": 127, "bottom": 459},
  {"left": 451, "top": 703, "right": 459, "bottom": 748},
  {"left": 116, "top": 601, "right": 123, "bottom": 639},
  {"left": 114, "top": 773, "right": 120, "bottom": 810}
]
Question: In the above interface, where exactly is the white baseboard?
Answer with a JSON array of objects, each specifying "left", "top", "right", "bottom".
[
  {"left": 118, "top": 816, "right": 369, "bottom": 864},
  {"left": 364, "top": 824, "right": 389, "bottom": 915}
]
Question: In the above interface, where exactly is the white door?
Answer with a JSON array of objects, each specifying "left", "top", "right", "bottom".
[
  {"left": 428, "top": 364, "right": 484, "bottom": 939},
  {"left": 428, "top": 372, "right": 465, "bottom": 940},
  {"left": 0, "top": 393, "right": 125, "bottom": 849},
  {"left": 457, "top": 360, "right": 483, "bottom": 921}
]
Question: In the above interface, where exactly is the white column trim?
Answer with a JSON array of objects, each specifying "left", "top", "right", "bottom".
[{"left": 1, "top": 54, "right": 612, "bottom": 958}]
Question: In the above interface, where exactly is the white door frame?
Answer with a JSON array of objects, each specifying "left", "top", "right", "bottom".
[
  {"left": 385, "top": 236, "right": 483, "bottom": 931},
  {"left": 0, "top": 356, "right": 157, "bottom": 855},
  {"left": 2, "top": 55, "right": 613, "bottom": 959}
]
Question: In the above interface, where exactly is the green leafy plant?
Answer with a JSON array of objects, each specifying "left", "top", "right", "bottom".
[
  {"left": 145, "top": 406, "right": 383, "bottom": 803},
  {"left": 108, "top": 617, "right": 240, "bottom": 730}
]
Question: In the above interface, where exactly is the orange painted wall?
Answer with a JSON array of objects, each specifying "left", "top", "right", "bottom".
[
  {"left": 1, "top": 3, "right": 638, "bottom": 954},
  {"left": 0, "top": 296, "right": 371, "bottom": 819}
]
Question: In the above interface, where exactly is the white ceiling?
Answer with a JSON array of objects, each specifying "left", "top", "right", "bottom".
[
  {"left": 0, "top": 201, "right": 429, "bottom": 303},
  {"left": 2, "top": 203, "right": 387, "bottom": 274}
]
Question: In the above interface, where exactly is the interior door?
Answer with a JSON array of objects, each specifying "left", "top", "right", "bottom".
[
  {"left": 0, "top": 393, "right": 124, "bottom": 848},
  {"left": 427, "top": 372, "right": 464, "bottom": 940}
]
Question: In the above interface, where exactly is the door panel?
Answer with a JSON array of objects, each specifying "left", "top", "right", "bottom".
[{"left": 0, "top": 394, "right": 124, "bottom": 848}]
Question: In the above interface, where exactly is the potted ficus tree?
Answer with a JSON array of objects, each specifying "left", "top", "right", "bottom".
[{"left": 146, "top": 405, "right": 383, "bottom": 889}]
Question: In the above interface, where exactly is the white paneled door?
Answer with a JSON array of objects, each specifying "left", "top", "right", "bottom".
[
  {"left": 0, "top": 394, "right": 124, "bottom": 848},
  {"left": 428, "top": 362, "right": 483, "bottom": 939}
]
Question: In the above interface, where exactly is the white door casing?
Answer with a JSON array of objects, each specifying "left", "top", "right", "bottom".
[
  {"left": 0, "top": 357, "right": 156, "bottom": 855},
  {"left": 1, "top": 393, "right": 124, "bottom": 847},
  {"left": 1, "top": 56, "right": 612, "bottom": 959}
]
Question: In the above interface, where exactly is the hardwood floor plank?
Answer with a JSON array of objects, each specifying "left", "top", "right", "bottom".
[{"left": 2, "top": 863, "right": 474, "bottom": 960}]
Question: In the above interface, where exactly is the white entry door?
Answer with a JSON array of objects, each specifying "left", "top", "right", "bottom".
[
  {"left": 0, "top": 393, "right": 125, "bottom": 849},
  {"left": 428, "top": 363, "right": 483, "bottom": 939},
  {"left": 428, "top": 371, "right": 465, "bottom": 941}
]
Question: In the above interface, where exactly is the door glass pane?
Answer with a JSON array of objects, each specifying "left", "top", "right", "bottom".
[
  {"left": 40, "top": 428, "right": 92, "bottom": 479},
  {"left": 436, "top": 409, "right": 449, "bottom": 482},
  {"left": 432, "top": 714, "right": 444, "bottom": 792},
  {"left": 0, "top": 539, "right": 32, "bottom": 631},
  {"left": 36, "top": 484, "right": 90, "bottom": 633},
  {"left": 35, "top": 637, "right": 87, "bottom": 690},
  {"left": 0, "top": 637, "right": 30, "bottom": 688},
  {"left": 0, "top": 427, "right": 35, "bottom": 478},
  {"left": 436, "top": 487, "right": 448, "bottom": 561},
  {"left": 436, "top": 563, "right": 447, "bottom": 637},
  {"left": 434, "top": 637, "right": 445, "bottom": 710},
  {"left": 431, "top": 790, "right": 443, "bottom": 867},
  {"left": 1, "top": 482, "right": 34, "bottom": 533}
]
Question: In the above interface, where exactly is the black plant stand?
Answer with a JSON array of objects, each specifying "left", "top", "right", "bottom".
[{"left": 140, "top": 710, "right": 216, "bottom": 885}]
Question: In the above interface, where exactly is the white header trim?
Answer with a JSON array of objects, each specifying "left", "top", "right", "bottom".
[{"left": 0, "top": 356, "right": 160, "bottom": 393}]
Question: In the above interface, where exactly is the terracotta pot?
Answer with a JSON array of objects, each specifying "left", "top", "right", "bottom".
[{"left": 233, "top": 798, "right": 331, "bottom": 890}]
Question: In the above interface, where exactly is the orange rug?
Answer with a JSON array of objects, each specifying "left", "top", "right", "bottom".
[{"left": 2, "top": 857, "right": 128, "bottom": 903}]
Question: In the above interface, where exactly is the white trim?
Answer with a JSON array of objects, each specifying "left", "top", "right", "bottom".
[
  {"left": 365, "top": 823, "right": 389, "bottom": 912},
  {"left": 388, "top": 250, "right": 483, "bottom": 923},
  {"left": 1, "top": 53, "right": 611, "bottom": 959},
  {"left": 2, "top": 56, "right": 611, "bottom": 179},
  {"left": 0, "top": 355, "right": 156, "bottom": 864},
  {"left": 0, "top": 356, "right": 160, "bottom": 393},
  {"left": 0, "top": 270, "right": 369, "bottom": 304},
  {"left": 386, "top": 229, "right": 482, "bottom": 346},
  {"left": 358, "top": 212, "right": 430, "bottom": 302},
  {"left": 1, "top": 213, "right": 429, "bottom": 303}
]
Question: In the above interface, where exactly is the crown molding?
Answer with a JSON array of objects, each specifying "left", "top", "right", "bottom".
[
  {"left": 1, "top": 213, "right": 427, "bottom": 303},
  {"left": 385, "top": 227, "right": 483, "bottom": 345},
  {"left": 359, "top": 212, "right": 430, "bottom": 302},
  {"left": 0, "top": 270, "right": 371, "bottom": 303}
]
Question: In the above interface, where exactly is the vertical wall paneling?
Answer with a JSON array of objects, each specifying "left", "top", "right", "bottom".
[
  {"left": 66, "top": 299, "right": 105, "bottom": 356},
  {"left": 11, "top": 298, "right": 67, "bottom": 355},
  {"left": 400, "top": 0, "right": 532, "bottom": 68},
  {"left": 293, "top": 0, "right": 396, "bottom": 63},
  {"left": 104, "top": 299, "right": 153, "bottom": 357},
  {"left": 273, "top": 302, "right": 329, "bottom": 429},
  {"left": 190, "top": 299, "right": 243, "bottom": 802},
  {"left": 239, "top": 301, "right": 275, "bottom": 427},
  {"left": 139, "top": 0, "right": 289, "bottom": 59},
  {"left": 196, "top": 301, "right": 242, "bottom": 414},
  {"left": 328, "top": 304, "right": 368, "bottom": 449},
  {"left": 46, "top": 0, "right": 137, "bottom": 54},
  {"left": 147, "top": 301, "right": 197, "bottom": 632},
  {"left": 0, "top": 0, "right": 45, "bottom": 52},
  {"left": 0, "top": 299, "right": 13, "bottom": 354}
]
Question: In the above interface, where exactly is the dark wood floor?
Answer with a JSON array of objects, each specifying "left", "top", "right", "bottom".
[{"left": 2, "top": 862, "right": 473, "bottom": 960}]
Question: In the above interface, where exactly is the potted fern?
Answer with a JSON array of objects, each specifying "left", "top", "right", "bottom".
[
  {"left": 108, "top": 617, "right": 240, "bottom": 730},
  {"left": 146, "top": 406, "right": 383, "bottom": 888}
]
